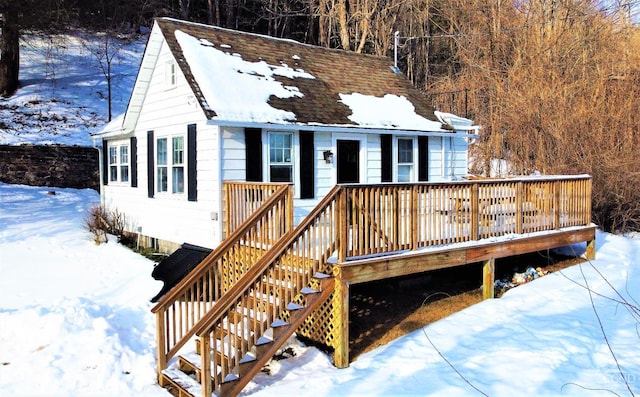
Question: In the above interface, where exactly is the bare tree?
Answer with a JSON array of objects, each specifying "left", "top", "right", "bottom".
[
  {"left": 83, "top": 31, "right": 131, "bottom": 122},
  {"left": 0, "top": 8, "right": 19, "bottom": 97},
  {"left": 0, "top": 1, "right": 68, "bottom": 97},
  {"left": 422, "top": 0, "right": 640, "bottom": 232}
]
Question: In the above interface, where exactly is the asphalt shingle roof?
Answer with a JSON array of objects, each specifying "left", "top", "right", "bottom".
[{"left": 156, "top": 18, "right": 441, "bottom": 130}]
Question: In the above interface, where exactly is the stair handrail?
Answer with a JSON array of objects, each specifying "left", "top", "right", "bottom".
[
  {"left": 191, "top": 185, "right": 342, "bottom": 390},
  {"left": 151, "top": 183, "right": 293, "bottom": 369}
]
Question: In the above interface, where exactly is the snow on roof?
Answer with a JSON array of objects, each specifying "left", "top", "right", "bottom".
[
  {"left": 92, "top": 114, "right": 125, "bottom": 139},
  {"left": 175, "top": 30, "right": 315, "bottom": 124},
  {"left": 339, "top": 93, "right": 442, "bottom": 131},
  {"left": 434, "top": 110, "right": 479, "bottom": 132}
]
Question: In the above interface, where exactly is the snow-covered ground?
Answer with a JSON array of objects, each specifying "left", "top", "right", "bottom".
[
  {"left": 0, "top": 183, "right": 168, "bottom": 396},
  {"left": 1, "top": 30, "right": 639, "bottom": 396},
  {"left": 1, "top": 182, "right": 639, "bottom": 397},
  {"left": 0, "top": 31, "right": 144, "bottom": 146}
]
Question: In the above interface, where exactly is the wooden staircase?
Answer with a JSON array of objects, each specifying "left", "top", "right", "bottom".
[
  {"left": 152, "top": 185, "right": 341, "bottom": 397},
  {"left": 159, "top": 274, "right": 334, "bottom": 397}
]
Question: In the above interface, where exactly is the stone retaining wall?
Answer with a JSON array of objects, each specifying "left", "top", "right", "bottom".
[{"left": 0, "top": 144, "right": 99, "bottom": 190}]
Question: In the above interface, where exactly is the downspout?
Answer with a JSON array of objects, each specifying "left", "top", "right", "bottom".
[
  {"left": 93, "top": 137, "right": 105, "bottom": 207},
  {"left": 217, "top": 126, "right": 224, "bottom": 241},
  {"left": 449, "top": 136, "right": 455, "bottom": 179}
]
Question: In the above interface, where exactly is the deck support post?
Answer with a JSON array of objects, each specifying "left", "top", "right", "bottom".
[
  {"left": 333, "top": 267, "right": 350, "bottom": 368},
  {"left": 155, "top": 312, "right": 167, "bottom": 383},
  {"left": 482, "top": 258, "right": 495, "bottom": 300},
  {"left": 200, "top": 335, "right": 211, "bottom": 397},
  {"left": 586, "top": 237, "right": 596, "bottom": 260},
  {"left": 338, "top": 189, "right": 348, "bottom": 263},
  {"left": 470, "top": 184, "right": 479, "bottom": 241},
  {"left": 553, "top": 180, "right": 561, "bottom": 229},
  {"left": 515, "top": 182, "right": 524, "bottom": 234}
]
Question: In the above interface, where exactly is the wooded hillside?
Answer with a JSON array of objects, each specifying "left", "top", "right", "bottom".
[{"left": 2, "top": 0, "right": 639, "bottom": 232}]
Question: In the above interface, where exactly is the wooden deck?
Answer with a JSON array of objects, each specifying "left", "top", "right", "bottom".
[
  {"left": 336, "top": 226, "right": 596, "bottom": 285},
  {"left": 330, "top": 223, "right": 595, "bottom": 367},
  {"left": 153, "top": 176, "right": 595, "bottom": 397}
]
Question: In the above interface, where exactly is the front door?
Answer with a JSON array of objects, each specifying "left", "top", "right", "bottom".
[{"left": 337, "top": 140, "right": 360, "bottom": 184}]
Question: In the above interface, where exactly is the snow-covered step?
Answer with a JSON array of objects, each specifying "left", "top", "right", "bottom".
[{"left": 160, "top": 367, "right": 202, "bottom": 397}]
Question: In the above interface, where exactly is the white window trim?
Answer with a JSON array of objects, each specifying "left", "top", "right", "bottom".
[
  {"left": 393, "top": 136, "right": 417, "bottom": 182},
  {"left": 107, "top": 140, "right": 130, "bottom": 185},
  {"left": 263, "top": 130, "right": 299, "bottom": 198},
  {"left": 155, "top": 134, "right": 186, "bottom": 197}
]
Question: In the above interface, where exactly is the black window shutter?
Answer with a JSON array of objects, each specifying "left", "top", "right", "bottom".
[
  {"left": 381, "top": 134, "right": 392, "bottom": 182},
  {"left": 130, "top": 136, "right": 138, "bottom": 187},
  {"left": 418, "top": 136, "right": 429, "bottom": 181},
  {"left": 245, "top": 128, "right": 262, "bottom": 182},
  {"left": 147, "top": 130, "right": 154, "bottom": 198},
  {"left": 187, "top": 124, "right": 197, "bottom": 201},
  {"left": 102, "top": 139, "right": 109, "bottom": 185},
  {"left": 299, "top": 131, "right": 314, "bottom": 199}
]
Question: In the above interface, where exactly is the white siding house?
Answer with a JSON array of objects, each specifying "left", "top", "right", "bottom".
[{"left": 93, "top": 18, "right": 479, "bottom": 252}]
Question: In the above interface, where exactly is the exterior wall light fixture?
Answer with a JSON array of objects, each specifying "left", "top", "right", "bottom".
[{"left": 323, "top": 150, "right": 334, "bottom": 164}]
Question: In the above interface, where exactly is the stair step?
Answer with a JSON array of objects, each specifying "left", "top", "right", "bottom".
[
  {"left": 238, "top": 352, "right": 257, "bottom": 378},
  {"left": 300, "top": 286, "right": 319, "bottom": 294},
  {"left": 254, "top": 335, "right": 274, "bottom": 358},
  {"left": 160, "top": 367, "right": 202, "bottom": 397},
  {"left": 216, "top": 346, "right": 239, "bottom": 368},
  {"left": 226, "top": 310, "right": 244, "bottom": 325},
  {"left": 286, "top": 302, "right": 304, "bottom": 311},
  {"left": 271, "top": 318, "right": 291, "bottom": 341},
  {"left": 178, "top": 355, "right": 201, "bottom": 381},
  {"left": 215, "top": 324, "right": 250, "bottom": 344},
  {"left": 220, "top": 375, "right": 241, "bottom": 397},
  {"left": 245, "top": 291, "right": 272, "bottom": 308},
  {"left": 273, "top": 260, "right": 320, "bottom": 273},
  {"left": 259, "top": 277, "right": 295, "bottom": 294},
  {"left": 195, "top": 336, "right": 237, "bottom": 368}
]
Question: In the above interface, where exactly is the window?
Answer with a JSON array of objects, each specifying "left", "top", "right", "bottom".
[
  {"left": 120, "top": 146, "right": 129, "bottom": 182},
  {"left": 172, "top": 136, "right": 184, "bottom": 193},
  {"left": 109, "top": 146, "right": 118, "bottom": 182},
  {"left": 165, "top": 62, "right": 177, "bottom": 87},
  {"left": 157, "top": 138, "right": 168, "bottom": 192},
  {"left": 108, "top": 142, "right": 130, "bottom": 183},
  {"left": 269, "top": 132, "right": 293, "bottom": 182},
  {"left": 397, "top": 138, "right": 414, "bottom": 182},
  {"left": 156, "top": 135, "right": 185, "bottom": 194}
]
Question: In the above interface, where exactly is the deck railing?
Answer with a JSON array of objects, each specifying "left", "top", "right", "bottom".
[
  {"left": 224, "top": 182, "right": 289, "bottom": 237},
  {"left": 151, "top": 184, "right": 293, "bottom": 375},
  {"left": 338, "top": 175, "right": 592, "bottom": 260}
]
